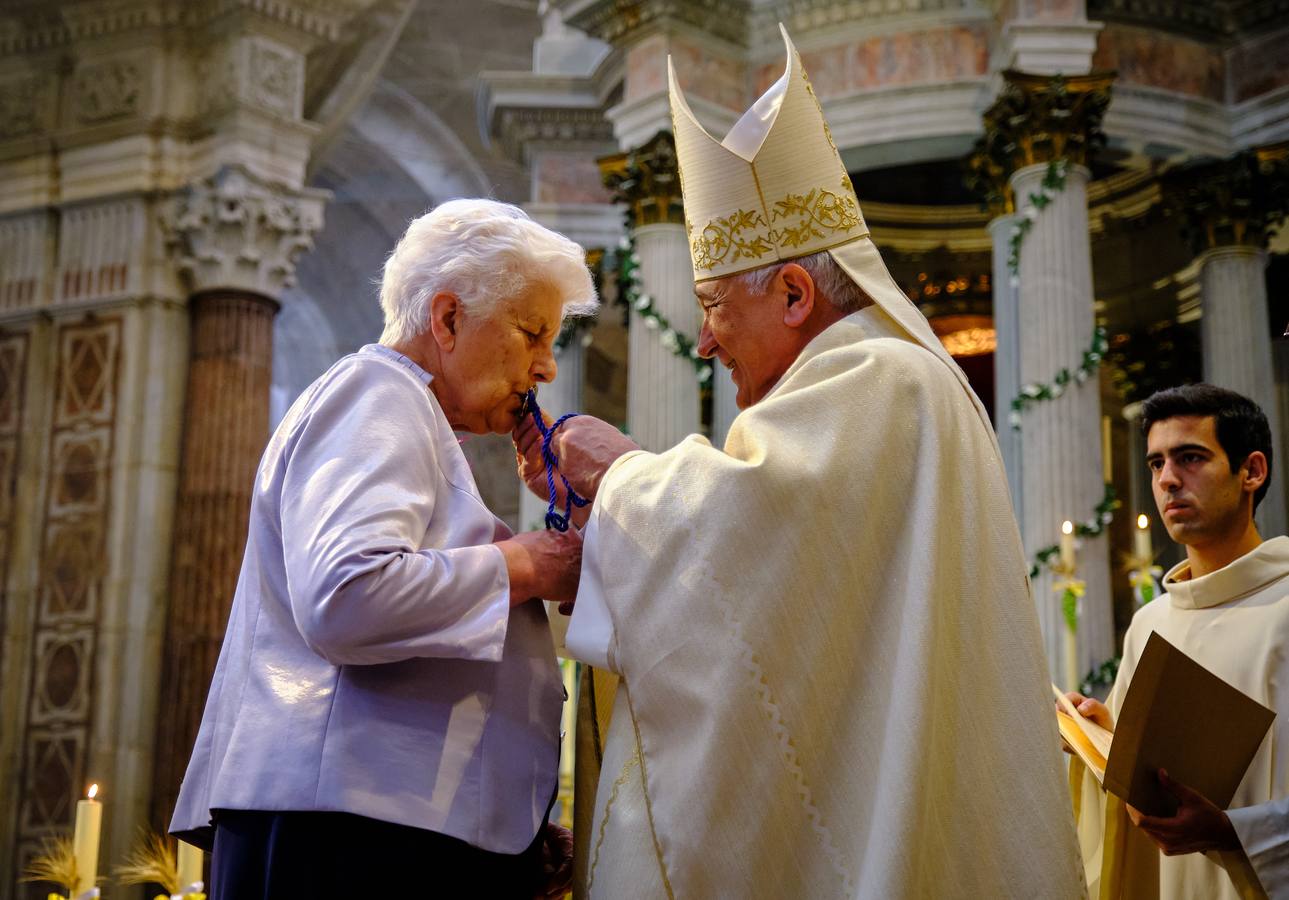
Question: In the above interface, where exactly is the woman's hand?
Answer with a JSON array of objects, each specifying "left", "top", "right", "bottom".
[
  {"left": 497, "top": 528, "right": 583, "bottom": 606},
  {"left": 533, "top": 822, "right": 574, "bottom": 899}
]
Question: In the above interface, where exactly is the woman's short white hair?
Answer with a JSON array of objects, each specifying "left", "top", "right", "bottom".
[{"left": 379, "top": 199, "right": 598, "bottom": 346}]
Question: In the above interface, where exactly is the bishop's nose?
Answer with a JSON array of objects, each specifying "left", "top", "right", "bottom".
[{"left": 696, "top": 318, "right": 719, "bottom": 359}]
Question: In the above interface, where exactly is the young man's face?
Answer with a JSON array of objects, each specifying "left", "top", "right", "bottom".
[{"left": 1146, "top": 415, "right": 1252, "bottom": 546}]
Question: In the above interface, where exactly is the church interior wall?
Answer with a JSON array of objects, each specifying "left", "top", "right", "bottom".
[{"left": 1, "top": 0, "right": 1288, "bottom": 895}]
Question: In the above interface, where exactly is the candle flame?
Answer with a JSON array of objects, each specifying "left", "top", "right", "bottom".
[
  {"left": 1137, "top": 513, "right": 1149, "bottom": 530},
  {"left": 1061, "top": 520, "right": 1074, "bottom": 535},
  {"left": 87, "top": 783, "right": 98, "bottom": 800}
]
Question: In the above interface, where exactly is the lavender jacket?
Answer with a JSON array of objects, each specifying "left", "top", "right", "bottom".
[{"left": 171, "top": 344, "right": 563, "bottom": 853}]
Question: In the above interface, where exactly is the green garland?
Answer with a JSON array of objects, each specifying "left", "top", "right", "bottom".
[
  {"left": 1079, "top": 656, "right": 1121, "bottom": 697},
  {"left": 1007, "top": 158, "right": 1068, "bottom": 278},
  {"left": 1008, "top": 326, "right": 1108, "bottom": 430},
  {"left": 1028, "top": 483, "right": 1121, "bottom": 580},
  {"left": 616, "top": 232, "right": 714, "bottom": 385}
]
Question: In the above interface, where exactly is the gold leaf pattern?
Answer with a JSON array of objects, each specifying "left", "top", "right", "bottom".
[{"left": 691, "top": 182, "right": 862, "bottom": 272}]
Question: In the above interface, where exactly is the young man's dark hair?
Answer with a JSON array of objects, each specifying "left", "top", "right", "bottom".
[{"left": 1141, "top": 383, "right": 1273, "bottom": 512}]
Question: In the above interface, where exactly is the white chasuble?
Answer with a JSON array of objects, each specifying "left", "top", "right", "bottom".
[
  {"left": 566, "top": 307, "right": 1086, "bottom": 899},
  {"left": 1071, "top": 537, "right": 1289, "bottom": 900}
]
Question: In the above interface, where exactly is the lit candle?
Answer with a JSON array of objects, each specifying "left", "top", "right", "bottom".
[
  {"left": 1060, "top": 520, "right": 1076, "bottom": 571},
  {"left": 177, "top": 840, "right": 204, "bottom": 891},
  {"left": 72, "top": 783, "right": 102, "bottom": 896},
  {"left": 1135, "top": 513, "right": 1152, "bottom": 561}
]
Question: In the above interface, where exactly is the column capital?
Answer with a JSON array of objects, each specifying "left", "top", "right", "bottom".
[
  {"left": 598, "top": 130, "right": 684, "bottom": 227},
  {"left": 970, "top": 71, "right": 1114, "bottom": 197},
  {"left": 161, "top": 165, "right": 328, "bottom": 300},
  {"left": 1168, "top": 144, "right": 1289, "bottom": 257}
]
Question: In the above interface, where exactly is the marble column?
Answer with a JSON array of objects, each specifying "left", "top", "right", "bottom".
[
  {"left": 628, "top": 222, "right": 701, "bottom": 451},
  {"left": 150, "top": 291, "right": 276, "bottom": 825},
  {"left": 989, "top": 212, "right": 1024, "bottom": 517},
  {"left": 1196, "top": 247, "right": 1285, "bottom": 535},
  {"left": 1012, "top": 161, "right": 1114, "bottom": 680},
  {"left": 152, "top": 167, "right": 324, "bottom": 826},
  {"left": 972, "top": 70, "right": 1116, "bottom": 684},
  {"left": 600, "top": 133, "right": 701, "bottom": 452},
  {"left": 1169, "top": 147, "right": 1289, "bottom": 537}
]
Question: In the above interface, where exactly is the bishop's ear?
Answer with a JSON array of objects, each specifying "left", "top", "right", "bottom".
[
  {"left": 429, "top": 291, "right": 461, "bottom": 351},
  {"left": 779, "top": 263, "right": 816, "bottom": 328}
]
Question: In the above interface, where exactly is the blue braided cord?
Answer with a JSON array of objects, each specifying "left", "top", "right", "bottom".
[{"left": 526, "top": 391, "right": 589, "bottom": 532}]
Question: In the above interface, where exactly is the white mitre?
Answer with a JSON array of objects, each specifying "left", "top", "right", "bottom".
[{"left": 668, "top": 25, "right": 965, "bottom": 381}]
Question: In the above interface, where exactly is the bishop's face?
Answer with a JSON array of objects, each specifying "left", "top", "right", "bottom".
[
  {"left": 1146, "top": 415, "right": 1253, "bottom": 548},
  {"left": 694, "top": 272, "right": 801, "bottom": 409}
]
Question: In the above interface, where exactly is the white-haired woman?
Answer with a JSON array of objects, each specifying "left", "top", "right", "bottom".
[{"left": 170, "top": 200, "right": 592, "bottom": 899}]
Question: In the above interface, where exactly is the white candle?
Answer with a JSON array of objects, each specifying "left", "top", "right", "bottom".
[
  {"left": 1060, "top": 520, "right": 1075, "bottom": 571},
  {"left": 177, "top": 840, "right": 204, "bottom": 891},
  {"left": 1135, "top": 513, "right": 1152, "bottom": 561},
  {"left": 1064, "top": 626, "right": 1079, "bottom": 692},
  {"left": 72, "top": 783, "right": 102, "bottom": 895}
]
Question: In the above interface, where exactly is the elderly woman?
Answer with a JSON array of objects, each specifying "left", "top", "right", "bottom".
[{"left": 170, "top": 200, "right": 592, "bottom": 899}]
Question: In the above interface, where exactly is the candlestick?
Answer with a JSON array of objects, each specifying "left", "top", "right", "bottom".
[
  {"left": 1101, "top": 416, "right": 1112, "bottom": 483},
  {"left": 1060, "top": 520, "right": 1075, "bottom": 571},
  {"left": 1134, "top": 513, "right": 1152, "bottom": 561},
  {"left": 72, "top": 783, "right": 102, "bottom": 896},
  {"left": 177, "top": 839, "right": 203, "bottom": 891}
]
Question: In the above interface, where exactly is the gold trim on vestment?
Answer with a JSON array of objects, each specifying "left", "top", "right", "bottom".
[
  {"left": 587, "top": 747, "right": 639, "bottom": 895},
  {"left": 624, "top": 686, "right": 677, "bottom": 900}
]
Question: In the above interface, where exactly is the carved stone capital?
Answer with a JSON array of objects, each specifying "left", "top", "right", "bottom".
[
  {"left": 598, "top": 130, "right": 684, "bottom": 227},
  {"left": 568, "top": 0, "right": 750, "bottom": 48},
  {"left": 970, "top": 70, "right": 1114, "bottom": 189},
  {"left": 1167, "top": 143, "right": 1289, "bottom": 256},
  {"left": 161, "top": 166, "right": 328, "bottom": 299}
]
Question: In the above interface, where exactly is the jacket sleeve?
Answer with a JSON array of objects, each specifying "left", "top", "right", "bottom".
[
  {"left": 279, "top": 361, "right": 510, "bottom": 666},
  {"left": 1229, "top": 796, "right": 1289, "bottom": 898}
]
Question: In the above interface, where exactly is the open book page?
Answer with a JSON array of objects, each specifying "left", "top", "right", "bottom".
[{"left": 1053, "top": 684, "right": 1113, "bottom": 782}]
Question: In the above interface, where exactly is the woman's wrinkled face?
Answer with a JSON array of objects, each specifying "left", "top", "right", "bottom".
[{"left": 439, "top": 283, "right": 562, "bottom": 434}]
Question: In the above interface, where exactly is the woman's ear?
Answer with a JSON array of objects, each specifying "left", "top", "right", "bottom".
[
  {"left": 429, "top": 292, "right": 460, "bottom": 351},
  {"left": 779, "top": 263, "right": 816, "bottom": 328}
]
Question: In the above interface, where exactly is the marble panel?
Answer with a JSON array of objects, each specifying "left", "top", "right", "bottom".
[
  {"left": 1092, "top": 25, "right": 1225, "bottom": 102},
  {"left": 1230, "top": 29, "right": 1289, "bottom": 105},
  {"left": 535, "top": 151, "right": 614, "bottom": 205},
  {"left": 755, "top": 25, "right": 990, "bottom": 98}
]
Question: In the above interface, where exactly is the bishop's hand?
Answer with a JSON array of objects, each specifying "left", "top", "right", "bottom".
[{"left": 513, "top": 413, "right": 640, "bottom": 503}]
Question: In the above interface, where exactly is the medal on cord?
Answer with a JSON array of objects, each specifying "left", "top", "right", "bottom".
[{"left": 522, "top": 388, "right": 589, "bottom": 532}]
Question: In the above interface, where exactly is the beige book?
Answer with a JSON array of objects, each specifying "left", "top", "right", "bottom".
[{"left": 1054, "top": 631, "right": 1275, "bottom": 816}]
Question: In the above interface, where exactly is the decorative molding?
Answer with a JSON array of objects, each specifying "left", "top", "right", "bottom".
[
  {"left": 72, "top": 59, "right": 142, "bottom": 124},
  {"left": 55, "top": 200, "right": 144, "bottom": 307},
  {"left": 161, "top": 165, "right": 327, "bottom": 298},
  {"left": 14, "top": 316, "right": 120, "bottom": 878},
  {"left": 598, "top": 130, "right": 683, "bottom": 226},
  {"left": 494, "top": 106, "right": 616, "bottom": 164},
  {"left": 748, "top": 0, "right": 979, "bottom": 47},
  {"left": 1167, "top": 143, "right": 1289, "bottom": 255},
  {"left": 0, "top": 212, "right": 49, "bottom": 311},
  {"left": 0, "top": 0, "right": 380, "bottom": 57},
  {"left": 0, "top": 75, "right": 45, "bottom": 139},
  {"left": 968, "top": 71, "right": 1114, "bottom": 209},
  {"left": 567, "top": 0, "right": 751, "bottom": 48},
  {"left": 1086, "top": 0, "right": 1289, "bottom": 39},
  {"left": 198, "top": 36, "right": 304, "bottom": 120}
]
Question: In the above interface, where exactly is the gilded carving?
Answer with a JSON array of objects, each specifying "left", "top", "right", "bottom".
[
  {"left": 1167, "top": 145, "right": 1289, "bottom": 255},
  {"left": 598, "top": 131, "right": 685, "bottom": 227}
]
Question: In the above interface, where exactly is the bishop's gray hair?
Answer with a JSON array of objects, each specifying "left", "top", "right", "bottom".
[
  {"left": 728, "top": 250, "right": 871, "bottom": 313},
  {"left": 379, "top": 199, "right": 597, "bottom": 346}
]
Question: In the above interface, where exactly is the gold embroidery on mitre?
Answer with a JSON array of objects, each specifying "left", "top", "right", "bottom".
[
  {"left": 691, "top": 180, "right": 863, "bottom": 272},
  {"left": 798, "top": 53, "right": 840, "bottom": 157},
  {"left": 692, "top": 208, "right": 774, "bottom": 271}
]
